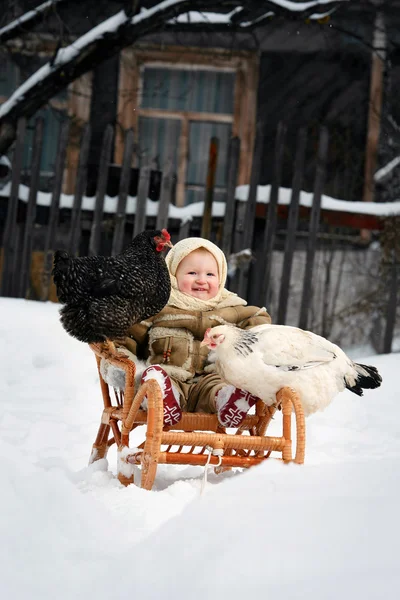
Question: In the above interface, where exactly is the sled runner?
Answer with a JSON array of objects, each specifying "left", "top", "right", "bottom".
[{"left": 89, "top": 344, "right": 306, "bottom": 489}]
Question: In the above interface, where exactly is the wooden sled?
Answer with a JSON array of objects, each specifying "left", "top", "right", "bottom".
[{"left": 89, "top": 344, "right": 306, "bottom": 490}]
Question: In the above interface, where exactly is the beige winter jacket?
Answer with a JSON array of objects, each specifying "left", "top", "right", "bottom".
[{"left": 121, "top": 303, "right": 271, "bottom": 383}]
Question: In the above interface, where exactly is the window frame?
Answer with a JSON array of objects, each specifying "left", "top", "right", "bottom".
[{"left": 116, "top": 45, "right": 259, "bottom": 206}]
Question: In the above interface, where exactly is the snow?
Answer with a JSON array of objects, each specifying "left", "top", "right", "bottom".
[
  {"left": 0, "top": 296, "right": 399, "bottom": 599},
  {"left": 374, "top": 155, "right": 400, "bottom": 183},
  {"left": 0, "top": 0, "right": 59, "bottom": 38},
  {"left": 0, "top": 1, "right": 182, "bottom": 119},
  {"left": 236, "top": 184, "right": 400, "bottom": 216},
  {"left": 2, "top": 180, "right": 399, "bottom": 224},
  {"left": 0, "top": 0, "right": 349, "bottom": 120},
  {"left": 270, "top": 0, "right": 348, "bottom": 12}
]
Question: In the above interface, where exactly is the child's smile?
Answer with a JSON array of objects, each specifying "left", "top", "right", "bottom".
[{"left": 176, "top": 249, "right": 220, "bottom": 300}]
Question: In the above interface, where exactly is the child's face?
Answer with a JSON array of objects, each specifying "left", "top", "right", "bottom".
[{"left": 176, "top": 250, "right": 220, "bottom": 300}]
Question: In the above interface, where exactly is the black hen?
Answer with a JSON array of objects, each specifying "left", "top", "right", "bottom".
[{"left": 52, "top": 229, "right": 172, "bottom": 345}]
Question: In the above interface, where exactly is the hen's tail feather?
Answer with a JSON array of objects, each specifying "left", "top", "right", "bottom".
[
  {"left": 59, "top": 304, "right": 106, "bottom": 343},
  {"left": 345, "top": 362, "right": 382, "bottom": 396},
  {"left": 53, "top": 250, "right": 70, "bottom": 272}
]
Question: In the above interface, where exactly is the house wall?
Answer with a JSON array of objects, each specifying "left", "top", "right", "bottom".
[
  {"left": 2, "top": 2, "right": 391, "bottom": 205},
  {"left": 256, "top": 50, "right": 370, "bottom": 201}
]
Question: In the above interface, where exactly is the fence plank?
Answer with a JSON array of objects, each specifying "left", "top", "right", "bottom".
[
  {"left": 0, "top": 117, "right": 26, "bottom": 297},
  {"left": 259, "top": 121, "right": 286, "bottom": 306},
  {"left": 156, "top": 158, "right": 173, "bottom": 231},
  {"left": 178, "top": 219, "right": 191, "bottom": 241},
  {"left": 134, "top": 163, "right": 150, "bottom": 237},
  {"left": 89, "top": 124, "right": 114, "bottom": 256},
  {"left": 277, "top": 127, "right": 307, "bottom": 324},
  {"left": 40, "top": 119, "right": 70, "bottom": 301},
  {"left": 18, "top": 117, "right": 44, "bottom": 298},
  {"left": 237, "top": 120, "right": 264, "bottom": 298},
  {"left": 383, "top": 259, "right": 398, "bottom": 354},
  {"left": 222, "top": 136, "right": 241, "bottom": 256},
  {"left": 68, "top": 123, "right": 91, "bottom": 256},
  {"left": 298, "top": 126, "right": 329, "bottom": 330},
  {"left": 112, "top": 128, "right": 134, "bottom": 256},
  {"left": 229, "top": 200, "right": 247, "bottom": 294},
  {"left": 201, "top": 137, "right": 219, "bottom": 239}
]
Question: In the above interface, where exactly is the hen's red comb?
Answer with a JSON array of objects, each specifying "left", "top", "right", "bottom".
[{"left": 161, "top": 229, "right": 170, "bottom": 240}]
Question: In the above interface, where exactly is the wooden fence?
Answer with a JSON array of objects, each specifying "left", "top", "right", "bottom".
[{"left": 0, "top": 115, "right": 398, "bottom": 353}]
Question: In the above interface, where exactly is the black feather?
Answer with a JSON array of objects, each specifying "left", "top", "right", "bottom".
[
  {"left": 345, "top": 362, "right": 382, "bottom": 396},
  {"left": 52, "top": 230, "right": 171, "bottom": 344}
]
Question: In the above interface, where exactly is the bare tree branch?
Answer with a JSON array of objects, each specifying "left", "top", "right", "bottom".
[
  {"left": 0, "top": 0, "right": 69, "bottom": 44},
  {"left": 0, "top": 0, "right": 348, "bottom": 154}
]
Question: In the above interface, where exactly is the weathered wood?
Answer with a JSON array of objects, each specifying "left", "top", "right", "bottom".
[
  {"left": 11, "top": 224, "right": 22, "bottom": 297},
  {"left": 134, "top": 163, "right": 150, "bottom": 237},
  {"left": 231, "top": 200, "right": 247, "bottom": 296},
  {"left": 383, "top": 260, "right": 398, "bottom": 354},
  {"left": 176, "top": 117, "right": 189, "bottom": 207},
  {"left": 277, "top": 127, "right": 307, "bottom": 324},
  {"left": 222, "top": 136, "right": 241, "bottom": 256},
  {"left": 41, "top": 119, "right": 70, "bottom": 301},
  {"left": 237, "top": 120, "right": 264, "bottom": 298},
  {"left": 18, "top": 117, "right": 44, "bottom": 298},
  {"left": 89, "top": 124, "right": 114, "bottom": 256},
  {"left": 178, "top": 219, "right": 191, "bottom": 241},
  {"left": 298, "top": 126, "right": 329, "bottom": 330},
  {"left": 361, "top": 10, "right": 385, "bottom": 243},
  {"left": 0, "top": 117, "right": 26, "bottom": 296},
  {"left": 68, "top": 123, "right": 91, "bottom": 255},
  {"left": 260, "top": 121, "right": 286, "bottom": 306},
  {"left": 201, "top": 137, "right": 219, "bottom": 239},
  {"left": 242, "top": 120, "right": 264, "bottom": 251},
  {"left": 112, "top": 128, "right": 134, "bottom": 256},
  {"left": 156, "top": 158, "right": 173, "bottom": 231}
]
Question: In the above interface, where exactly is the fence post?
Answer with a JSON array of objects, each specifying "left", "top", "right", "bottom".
[
  {"left": 40, "top": 119, "right": 70, "bottom": 301},
  {"left": 156, "top": 158, "right": 173, "bottom": 231},
  {"left": 277, "top": 127, "right": 307, "bottom": 324},
  {"left": 68, "top": 123, "right": 91, "bottom": 256},
  {"left": 178, "top": 219, "right": 191, "bottom": 241},
  {"left": 259, "top": 121, "right": 286, "bottom": 306},
  {"left": 0, "top": 117, "right": 26, "bottom": 297},
  {"left": 18, "top": 117, "right": 44, "bottom": 298},
  {"left": 237, "top": 120, "right": 264, "bottom": 298},
  {"left": 383, "top": 256, "right": 398, "bottom": 354},
  {"left": 89, "top": 124, "right": 114, "bottom": 256},
  {"left": 134, "top": 162, "right": 150, "bottom": 237},
  {"left": 222, "top": 136, "right": 241, "bottom": 257},
  {"left": 298, "top": 126, "right": 329, "bottom": 330},
  {"left": 112, "top": 128, "right": 134, "bottom": 256},
  {"left": 201, "top": 137, "right": 219, "bottom": 239}
]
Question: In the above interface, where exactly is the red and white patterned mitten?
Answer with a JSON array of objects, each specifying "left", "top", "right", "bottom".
[
  {"left": 141, "top": 365, "right": 182, "bottom": 426},
  {"left": 216, "top": 385, "right": 259, "bottom": 428}
]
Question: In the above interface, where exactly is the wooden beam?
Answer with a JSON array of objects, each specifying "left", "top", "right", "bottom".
[
  {"left": 362, "top": 9, "right": 386, "bottom": 240},
  {"left": 137, "top": 108, "right": 233, "bottom": 123}
]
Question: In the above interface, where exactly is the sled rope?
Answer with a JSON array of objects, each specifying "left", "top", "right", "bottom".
[{"left": 200, "top": 445, "right": 223, "bottom": 495}]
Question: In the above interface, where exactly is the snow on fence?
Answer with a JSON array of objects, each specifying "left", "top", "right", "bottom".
[{"left": 0, "top": 115, "right": 399, "bottom": 352}]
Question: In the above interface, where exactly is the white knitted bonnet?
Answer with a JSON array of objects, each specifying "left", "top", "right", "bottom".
[{"left": 166, "top": 237, "right": 246, "bottom": 310}]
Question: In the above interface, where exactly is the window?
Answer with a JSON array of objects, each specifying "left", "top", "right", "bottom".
[
  {"left": 137, "top": 66, "right": 235, "bottom": 204},
  {"left": 22, "top": 106, "right": 68, "bottom": 191},
  {"left": 117, "top": 47, "right": 258, "bottom": 206},
  {"left": 0, "top": 52, "right": 68, "bottom": 191}
]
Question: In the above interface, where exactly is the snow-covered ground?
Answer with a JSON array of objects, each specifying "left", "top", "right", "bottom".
[{"left": 1, "top": 297, "right": 399, "bottom": 599}]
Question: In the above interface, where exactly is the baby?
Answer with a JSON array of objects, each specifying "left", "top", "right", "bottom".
[{"left": 102, "top": 237, "right": 271, "bottom": 427}]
